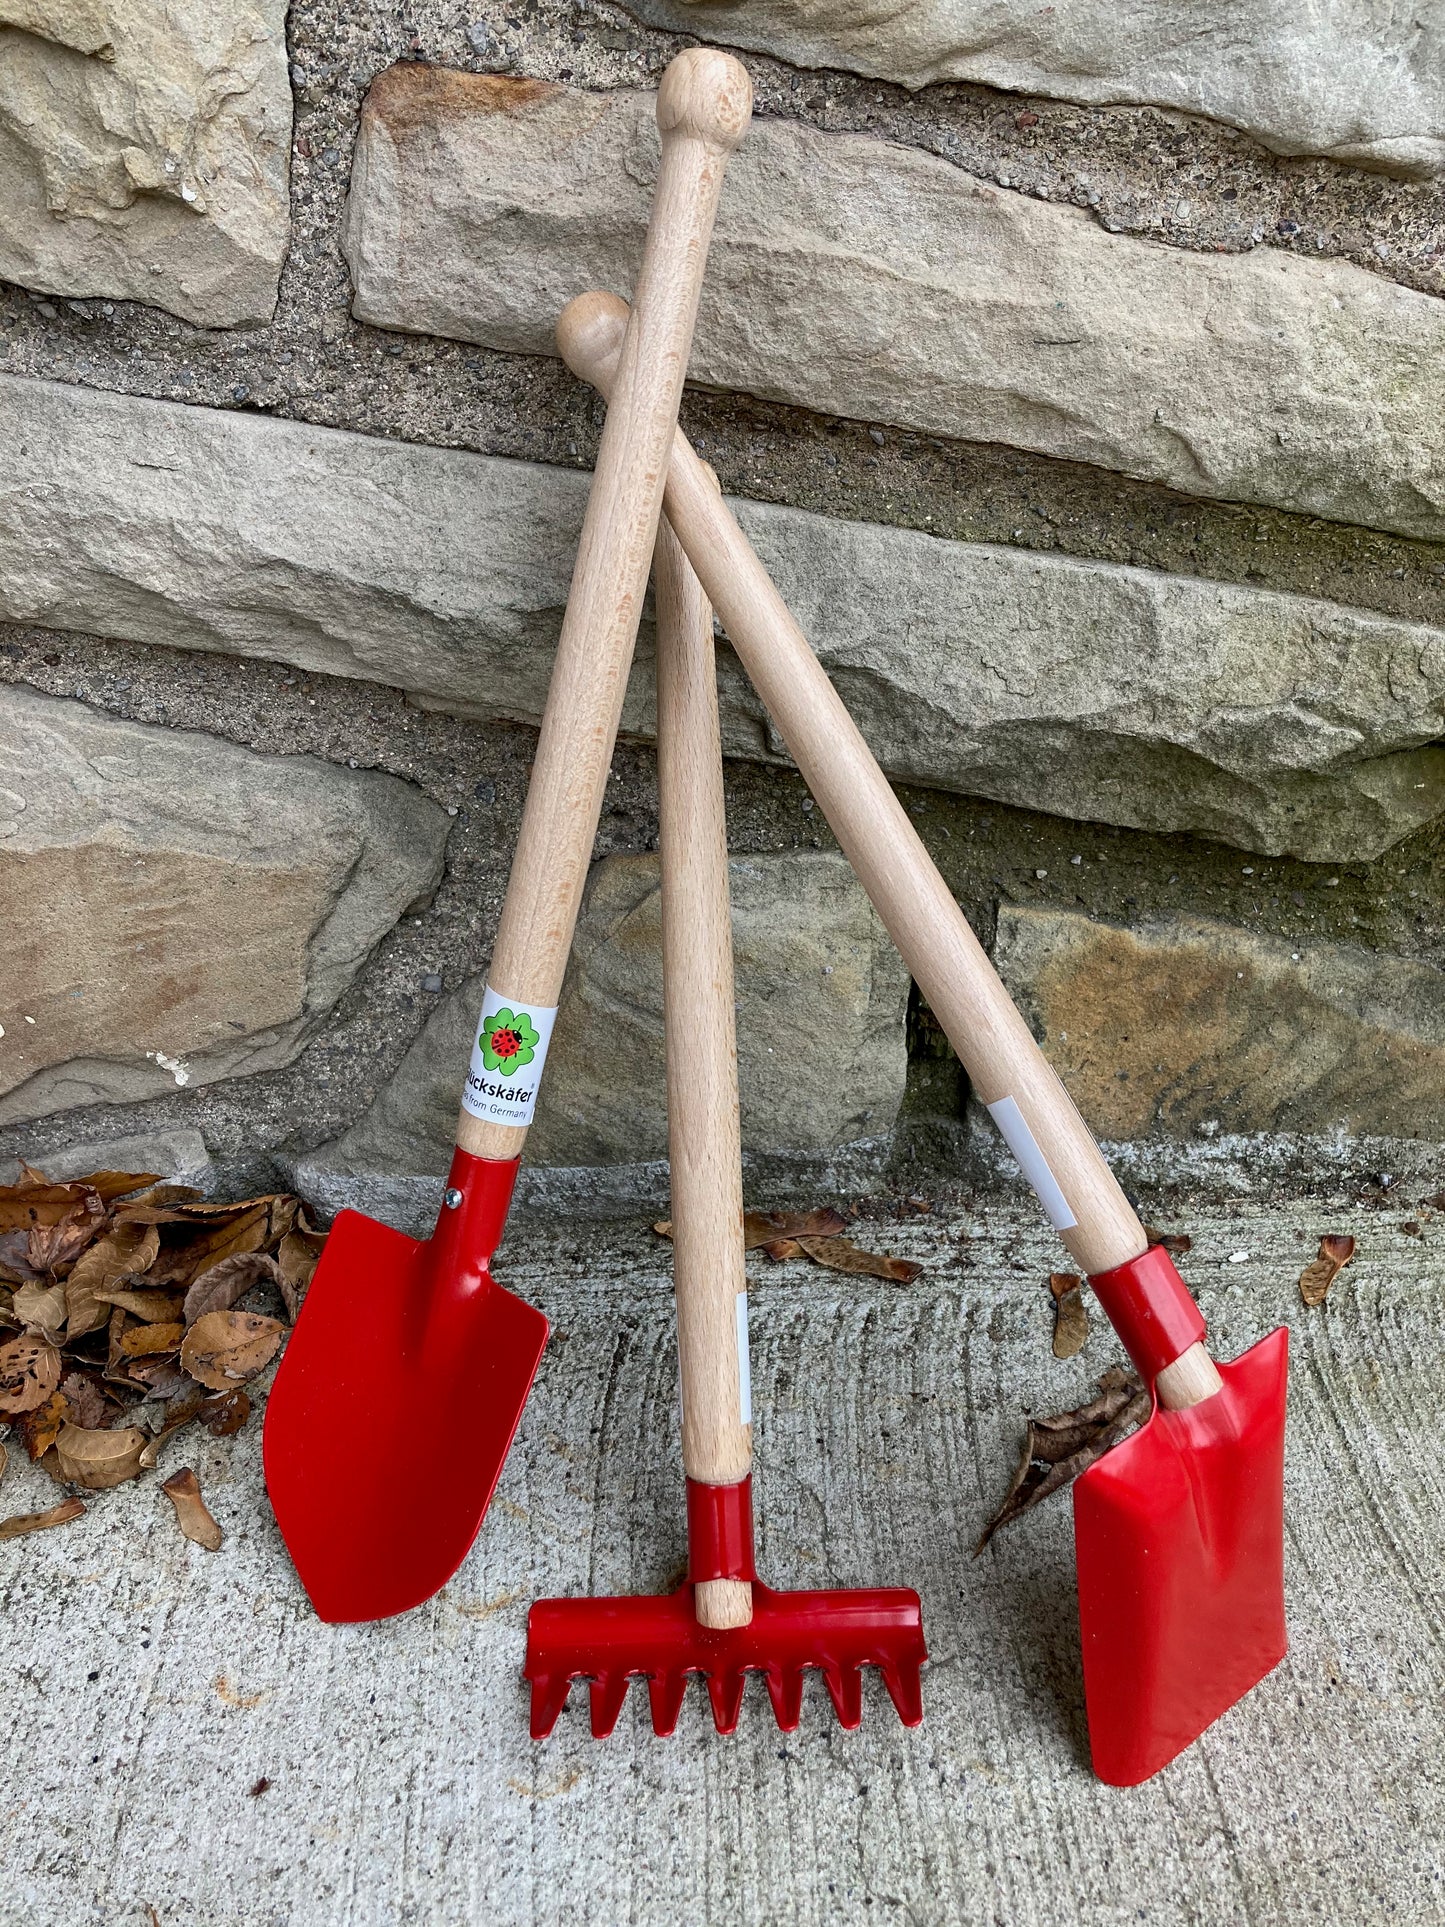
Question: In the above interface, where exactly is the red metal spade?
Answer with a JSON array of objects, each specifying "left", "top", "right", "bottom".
[
  {"left": 525, "top": 512, "right": 925, "bottom": 1737},
  {"left": 1076, "top": 1246, "right": 1289, "bottom": 1785},
  {"left": 554, "top": 288, "right": 1287, "bottom": 1779},
  {"left": 263, "top": 1149, "right": 545, "bottom": 1623},
  {"left": 263, "top": 50, "right": 754, "bottom": 1623}
]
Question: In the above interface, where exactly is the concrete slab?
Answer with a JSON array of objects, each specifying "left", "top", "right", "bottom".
[{"left": 1, "top": 1199, "right": 1440, "bottom": 1925}]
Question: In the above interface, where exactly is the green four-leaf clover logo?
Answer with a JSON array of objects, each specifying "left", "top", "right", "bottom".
[{"left": 479, "top": 1007, "right": 539, "bottom": 1076}]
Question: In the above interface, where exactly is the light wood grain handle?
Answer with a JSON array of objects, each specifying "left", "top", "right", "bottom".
[
  {"left": 558, "top": 291, "right": 1224, "bottom": 1412},
  {"left": 455, "top": 51, "right": 752, "bottom": 1164},
  {"left": 656, "top": 507, "right": 754, "bottom": 1630}
]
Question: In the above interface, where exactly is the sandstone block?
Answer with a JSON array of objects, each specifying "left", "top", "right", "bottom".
[
  {"left": 0, "top": 685, "right": 448, "bottom": 1126},
  {"left": 617, "top": 0, "right": 1445, "bottom": 177},
  {"left": 342, "top": 68, "right": 1445, "bottom": 544},
  {"left": 5, "top": 375, "right": 1445, "bottom": 862},
  {"left": 0, "top": 0, "right": 291, "bottom": 326},
  {"left": 992, "top": 904, "right": 1445, "bottom": 1143},
  {"left": 326, "top": 850, "right": 910, "bottom": 1180}
]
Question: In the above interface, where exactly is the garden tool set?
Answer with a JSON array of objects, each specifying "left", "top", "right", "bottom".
[{"left": 264, "top": 47, "right": 1289, "bottom": 1785}]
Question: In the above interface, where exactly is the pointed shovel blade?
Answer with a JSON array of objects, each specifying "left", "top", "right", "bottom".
[
  {"left": 263, "top": 1200, "right": 547, "bottom": 1623},
  {"left": 1073, "top": 1327, "right": 1288, "bottom": 1785}
]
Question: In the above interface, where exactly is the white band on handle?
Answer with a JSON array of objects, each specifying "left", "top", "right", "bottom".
[
  {"left": 461, "top": 985, "right": 558, "bottom": 1127},
  {"left": 987, "top": 1095, "right": 1079, "bottom": 1232}
]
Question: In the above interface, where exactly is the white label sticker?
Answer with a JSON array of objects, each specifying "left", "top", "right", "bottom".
[
  {"left": 735, "top": 1291, "right": 752, "bottom": 1427},
  {"left": 986, "top": 1095, "right": 1079, "bottom": 1232},
  {"left": 460, "top": 986, "right": 558, "bottom": 1127}
]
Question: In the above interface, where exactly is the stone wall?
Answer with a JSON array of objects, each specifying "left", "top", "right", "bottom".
[{"left": 1, "top": 0, "right": 1441, "bottom": 1212}]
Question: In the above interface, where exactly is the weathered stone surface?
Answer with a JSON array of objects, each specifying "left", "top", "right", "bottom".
[
  {"left": 618, "top": 0, "right": 1445, "bottom": 177},
  {"left": 4, "top": 1126, "right": 213, "bottom": 1190},
  {"left": 0, "top": 685, "right": 448, "bottom": 1126},
  {"left": 6, "top": 376, "right": 1445, "bottom": 863},
  {"left": 325, "top": 850, "right": 909, "bottom": 1187},
  {"left": 342, "top": 68, "right": 1445, "bottom": 545},
  {"left": 993, "top": 904, "right": 1445, "bottom": 1143},
  {"left": 0, "top": 0, "right": 291, "bottom": 326}
]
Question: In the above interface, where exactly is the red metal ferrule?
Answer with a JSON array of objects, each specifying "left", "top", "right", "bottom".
[
  {"left": 429, "top": 1146, "right": 521, "bottom": 1285},
  {"left": 686, "top": 1476, "right": 757, "bottom": 1584},
  {"left": 1088, "top": 1243, "right": 1207, "bottom": 1382}
]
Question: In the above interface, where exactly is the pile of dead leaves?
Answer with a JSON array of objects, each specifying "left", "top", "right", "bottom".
[
  {"left": 0, "top": 1162, "right": 324, "bottom": 1547},
  {"left": 654, "top": 1206, "right": 924, "bottom": 1285}
]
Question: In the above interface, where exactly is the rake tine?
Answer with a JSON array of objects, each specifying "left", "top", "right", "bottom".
[
  {"left": 707, "top": 1666, "right": 748, "bottom": 1735},
  {"left": 880, "top": 1657, "right": 924, "bottom": 1728},
  {"left": 764, "top": 1664, "right": 805, "bottom": 1733},
  {"left": 589, "top": 1671, "right": 633, "bottom": 1739},
  {"left": 528, "top": 1672, "right": 574, "bottom": 1741},
  {"left": 824, "top": 1663, "right": 864, "bottom": 1730},
  {"left": 647, "top": 1668, "right": 689, "bottom": 1737}
]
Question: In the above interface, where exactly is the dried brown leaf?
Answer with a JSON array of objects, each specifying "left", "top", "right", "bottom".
[
  {"left": 0, "top": 1170, "right": 157, "bottom": 1231},
  {"left": 65, "top": 1222, "right": 161, "bottom": 1338},
  {"left": 275, "top": 1226, "right": 325, "bottom": 1320},
  {"left": 1143, "top": 1226, "right": 1194, "bottom": 1256},
  {"left": 976, "top": 1368, "right": 1149, "bottom": 1552},
  {"left": 117, "top": 1321, "right": 184, "bottom": 1359},
  {"left": 1048, "top": 1272, "right": 1089, "bottom": 1359},
  {"left": 183, "top": 1251, "right": 282, "bottom": 1326},
  {"left": 160, "top": 1466, "right": 223, "bottom": 1551},
  {"left": 760, "top": 1237, "right": 804, "bottom": 1261},
  {"left": 122, "top": 1358, "right": 194, "bottom": 1401},
  {"left": 58, "top": 1371, "right": 114, "bottom": 1431},
  {"left": 92, "top": 1287, "right": 183, "bottom": 1323},
  {"left": 743, "top": 1207, "right": 848, "bottom": 1248},
  {"left": 25, "top": 1191, "right": 110, "bottom": 1277},
  {"left": 199, "top": 1388, "right": 251, "bottom": 1437},
  {"left": 179, "top": 1311, "right": 284, "bottom": 1391},
  {"left": 12, "top": 1279, "right": 68, "bottom": 1343},
  {"left": 793, "top": 1234, "right": 924, "bottom": 1284},
  {"left": 0, "top": 1333, "right": 62, "bottom": 1414},
  {"left": 146, "top": 1202, "right": 276, "bottom": 1292},
  {"left": 54, "top": 1421, "right": 147, "bottom": 1489},
  {"left": 0, "top": 1494, "right": 86, "bottom": 1540},
  {"left": 1300, "top": 1232, "right": 1356, "bottom": 1307},
  {"left": 13, "top": 1388, "right": 69, "bottom": 1461}
]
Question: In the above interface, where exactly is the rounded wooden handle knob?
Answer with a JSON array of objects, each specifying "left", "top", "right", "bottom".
[
  {"left": 556, "top": 290, "right": 629, "bottom": 392},
  {"left": 657, "top": 46, "right": 753, "bottom": 151}
]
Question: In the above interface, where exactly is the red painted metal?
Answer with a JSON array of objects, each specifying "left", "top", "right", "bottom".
[
  {"left": 1088, "top": 1243, "right": 1207, "bottom": 1382},
  {"left": 263, "top": 1148, "right": 547, "bottom": 1623},
  {"left": 1075, "top": 1246, "right": 1289, "bottom": 1785},
  {"left": 525, "top": 1475, "right": 926, "bottom": 1737}
]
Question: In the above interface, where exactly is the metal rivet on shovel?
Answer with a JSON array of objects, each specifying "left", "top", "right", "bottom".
[
  {"left": 558, "top": 293, "right": 1287, "bottom": 1784},
  {"left": 262, "top": 49, "right": 754, "bottom": 1626},
  {"left": 525, "top": 508, "right": 925, "bottom": 1739}
]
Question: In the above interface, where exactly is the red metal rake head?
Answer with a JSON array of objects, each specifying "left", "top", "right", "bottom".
[{"left": 525, "top": 1477, "right": 925, "bottom": 1738}]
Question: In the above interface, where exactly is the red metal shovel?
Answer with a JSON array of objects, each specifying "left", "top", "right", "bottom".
[
  {"left": 556, "top": 292, "right": 1287, "bottom": 1782},
  {"left": 525, "top": 510, "right": 926, "bottom": 1737},
  {"left": 262, "top": 50, "right": 755, "bottom": 1624}
]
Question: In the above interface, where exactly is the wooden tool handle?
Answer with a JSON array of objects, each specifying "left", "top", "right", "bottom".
[
  {"left": 558, "top": 292, "right": 1222, "bottom": 1412},
  {"left": 455, "top": 51, "right": 752, "bottom": 1164},
  {"left": 656, "top": 507, "right": 754, "bottom": 1630}
]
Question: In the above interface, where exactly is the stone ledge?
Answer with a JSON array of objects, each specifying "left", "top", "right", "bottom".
[
  {"left": 4, "top": 375, "right": 1445, "bottom": 862},
  {"left": 616, "top": 1, "right": 1445, "bottom": 177},
  {"left": 343, "top": 67, "right": 1445, "bottom": 544}
]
